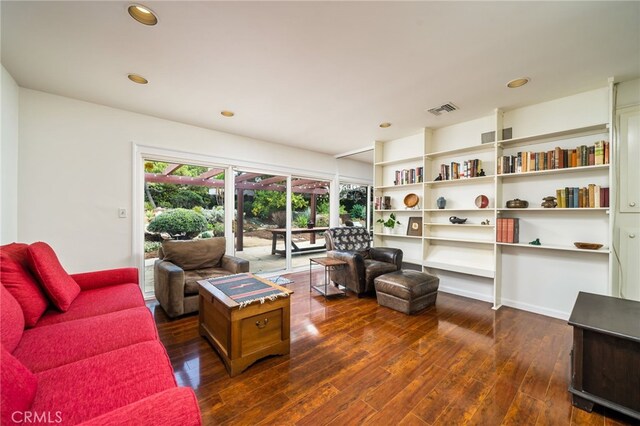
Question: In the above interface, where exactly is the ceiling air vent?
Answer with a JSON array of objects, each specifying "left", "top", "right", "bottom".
[{"left": 427, "top": 102, "right": 459, "bottom": 116}]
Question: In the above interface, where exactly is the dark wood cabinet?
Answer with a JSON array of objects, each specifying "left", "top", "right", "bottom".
[{"left": 569, "top": 292, "right": 640, "bottom": 420}]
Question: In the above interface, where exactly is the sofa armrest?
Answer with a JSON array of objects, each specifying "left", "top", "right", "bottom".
[
  {"left": 77, "top": 387, "right": 201, "bottom": 426},
  {"left": 221, "top": 255, "right": 250, "bottom": 274},
  {"left": 370, "top": 247, "right": 403, "bottom": 270},
  {"left": 327, "top": 250, "right": 366, "bottom": 294},
  {"left": 71, "top": 267, "right": 139, "bottom": 291},
  {"left": 154, "top": 260, "right": 186, "bottom": 318}
]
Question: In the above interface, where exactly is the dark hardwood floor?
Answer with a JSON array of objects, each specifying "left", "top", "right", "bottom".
[{"left": 147, "top": 271, "right": 637, "bottom": 425}]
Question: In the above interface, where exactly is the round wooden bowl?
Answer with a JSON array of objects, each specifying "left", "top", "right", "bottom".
[
  {"left": 404, "top": 193, "right": 419, "bottom": 208},
  {"left": 574, "top": 242, "right": 603, "bottom": 250}
]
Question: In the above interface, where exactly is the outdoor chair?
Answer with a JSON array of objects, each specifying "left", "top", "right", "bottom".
[
  {"left": 154, "top": 237, "right": 249, "bottom": 318},
  {"left": 324, "top": 227, "right": 403, "bottom": 296}
]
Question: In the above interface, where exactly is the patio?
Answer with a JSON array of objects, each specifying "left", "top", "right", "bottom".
[{"left": 144, "top": 234, "right": 326, "bottom": 294}]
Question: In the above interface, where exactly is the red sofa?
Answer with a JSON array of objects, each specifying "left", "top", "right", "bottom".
[{"left": 0, "top": 242, "right": 201, "bottom": 425}]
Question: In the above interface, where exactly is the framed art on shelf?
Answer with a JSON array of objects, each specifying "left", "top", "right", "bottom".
[{"left": 407, "top": 217, "right": 422, "bottom": 236}]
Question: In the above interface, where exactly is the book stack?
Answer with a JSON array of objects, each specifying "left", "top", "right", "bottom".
[
  {"left": 556, "top": 185, "right": 609, "bottom": 208},
  {"left": 496, "top": 218, "right": 519, "bottom": 243},
  {"left": 394, "top": 167, "right": 423, "bottom": 185},
  {"left": 498, "top": 140, "right": 609, "bottom": 174},
  {"left": 374, "top": 196, "right": 392, "bottom": 210},
  {"left": 438, "top": 159, "right": 482, "bottom": 180}
]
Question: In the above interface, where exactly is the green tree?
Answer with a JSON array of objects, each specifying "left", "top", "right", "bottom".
[
  {"left": 147, "top": 208, "right": 207, "bottom": 239},
  {"left": 251, "top": 191, "right": 308, "bottom": 219}
]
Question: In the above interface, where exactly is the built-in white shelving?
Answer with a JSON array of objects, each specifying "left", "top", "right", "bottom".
[{"left": 373, "top": 93, "right": 614, "bottom": 320}]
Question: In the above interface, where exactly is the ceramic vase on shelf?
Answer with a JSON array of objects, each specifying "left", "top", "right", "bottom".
[{"left": 436, "top": 197, "right": 446, "bottom": 209}]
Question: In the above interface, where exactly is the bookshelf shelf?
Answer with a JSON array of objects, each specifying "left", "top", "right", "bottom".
[
  {"left": 497, "top": 164, "right": 609, "bottom": 179},
  {"left": 423, "top": 260, "right": 495, "bottom": 279},
  {"left": 373, "top": 233, "right": 422, "bottom": 239},
  {"left": 423, "top": 208, "right": 494, "bottom": 213},
  {"left": 424, "top": 236, "right": 494, "bottom": 245},
  {"left": 425, "top": 223, "right": 495, "bottom": 228},
  {"left": 374, "top": 209, "right": 422, "bottom": 213},
  {"left": 375, "top": 182, "right": 422, "bottom": 190},
  {"left": 497, "top": 207, "right": 609, "bottom": 213},
  {"left": 497, "top": 123, "right": 608, "bottom": 149},
  {"left": 497, "top": 242, "right": 610, "bottom": 254},
  {"left": 425, "top": 175, "right": 494, "bottom": 186}
]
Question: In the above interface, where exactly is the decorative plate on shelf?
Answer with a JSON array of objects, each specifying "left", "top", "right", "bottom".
[
  {"left": 574, "top": 242, "right": 604, "bottom": 250},
  {"left": 404, "top": 193, "right": 419, "bottom": 208},
  {"left": 475, "top": 194, "right": 489, "bottom": 208}
]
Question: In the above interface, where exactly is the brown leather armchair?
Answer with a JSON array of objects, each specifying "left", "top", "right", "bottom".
[
  {"left": 324, "top": 227, "right": 403, "bottom": 296},
  {"left": 154, "top": 237, "right": 249, "bottom": 318}
]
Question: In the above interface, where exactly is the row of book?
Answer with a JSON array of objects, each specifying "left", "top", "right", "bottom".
[
  {"left": 374, "top": 196, "right": 392, "bottom": 210},
  {"left": 556, "top": 185, "right": 609, "bottom": 208},
  {"left": 438, "top": 159, "right": 483, "bottom": 180},
  {"left": 496, "top": 218, "right": 519, "bottom": 243},
  {"left": 498, "top": 140, "right": 609, "bottom": 174},
  {"left": 394, "top": 167, "right": 424, "bottom": 185}
]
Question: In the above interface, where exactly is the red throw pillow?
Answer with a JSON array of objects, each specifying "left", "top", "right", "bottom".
[
  {"left": 26, "top": 242, "right": 80, "bottom": 312},
  {"left": 1, "top": 346, "right": 38, "bottom": 426},
  {"left": 0, "top": 254, "right": 49, "bottom": 327}
]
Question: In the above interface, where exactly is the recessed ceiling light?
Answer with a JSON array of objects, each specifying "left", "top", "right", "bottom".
[
  {"left": 379, "top": 122, "right": 391, "bottom": 128},
  {"left": 507, "top": 77, "right": 530, "bottom": 88},
  {"left": 128, "top": 4, "right": 158, "bottom": 26},
  {"left": 221, "top": 111, "right": 235, "bottom": 117},
  {"left": 127, "top": 74, "right": 148, "bottom": 84}
]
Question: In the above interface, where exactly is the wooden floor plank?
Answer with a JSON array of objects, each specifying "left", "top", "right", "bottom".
[{"left": 148, "top": 270, "right": 636, "bottom": 426}]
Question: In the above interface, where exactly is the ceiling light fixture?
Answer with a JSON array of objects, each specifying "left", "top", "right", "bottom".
[
  {"left": 128, "top": 4, "right": 158, "bottom": 26},
  {"left": 379, "top": 122, "right": 391, "bottom": 128},
  {"left": 507, "top": 77, "right": 530, "bottom": 88},
  {"left": 127, "top": 74, "right": 148, "bottom": 84},
  {"left": 221, "top": 111, "right": 235, "bottom": 117}
]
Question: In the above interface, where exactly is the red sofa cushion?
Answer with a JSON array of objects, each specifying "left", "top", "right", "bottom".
[
  {"left": 1, "top": 346, "right": 38, "bottom": 426},
  {"left": 35, "top": 283, "right": 144, "bottom": 327},
  {"left": 77, "top": 387, "right": 202, "bottom": 426},
  {"left": 0, "top": 253, "right": 49, "bottom": 327},
  {"left": 71, "top": 267, "right": 139, "bottom": 291},
  {"left": 1, "top": 242, "right": 29, "bottom": 264},
  {"left": 32, "top": 341, "right": 176, "bottom": 425},
  {"left": 0, "top": 285, "right": 24, "bottom": 353},
  {"left": 26, "top": 242, "right": 81, "bottom": 312},
  {"left": 15, "top": 307, "right": 158, "bottom": 372}
]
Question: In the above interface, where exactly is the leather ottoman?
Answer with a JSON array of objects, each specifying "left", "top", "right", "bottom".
[{"left": 374, "top": 270, "right": 439, "bottom": 314}]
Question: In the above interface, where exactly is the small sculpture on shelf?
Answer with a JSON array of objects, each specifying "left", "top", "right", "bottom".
[
  {"left": 481, "top": 219, "right": 491, "bottom": 225},
  {"left": 449, "top": 216, "right": 467, "bottom": 224},
  {"left": 436, "top": 196, "right": 446, "bottom": 209},
  {"left": 478, "top": 169, "right": 486, "bottom": 177},
  {"left": 529, "top": 238, "right": 541, "bottom": 246},
  {"left": 541, "top": 196, "right": 557, "bottom": 208},
  {"left": 434, "top": 173, "right": 443, "bottom": 181}
]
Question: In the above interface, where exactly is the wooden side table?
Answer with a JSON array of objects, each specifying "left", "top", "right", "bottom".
[
  {"left": 309, "top": 257, "right": 347, "bottom": 298},
  {"left": 568, "top": 291, "right": 640, "bottom": 420}
]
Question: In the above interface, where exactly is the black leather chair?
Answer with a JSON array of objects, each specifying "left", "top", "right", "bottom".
[{"left": 324, "top": 227, "right": 403, "bottom": 296}]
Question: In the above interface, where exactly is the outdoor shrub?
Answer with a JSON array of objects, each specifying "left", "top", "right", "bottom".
[
  {"left": 172, "top": 191, "right": 205, "bottom": 209},
  {"left": 147, "top": 208, "right": 207, "bottom": 239},
  {"left": 316, "top": 201, "right": 330, "bottom": 215},
  {"left": 144, "top": 241, "right": 161, "bottom": 253},
  {"left": 211, "top": 223, "right": 224, "bottom": 237},
  {"left": 294, "top": 212, "right": 309, "bottom": 228},
  {"left": 316, "top": 214, "right": 329, "bottom": 227},
  {"left": 350, "top": 204, "right": 366, "bottom": 219},
  {"left": 199, "top": 231, "right": 213, "bottom": 239}
]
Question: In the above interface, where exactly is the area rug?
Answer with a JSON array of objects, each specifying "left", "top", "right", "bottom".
[
  {"left": 268, "top": 276, "right": 294, "bottom": 286},
  {"left": 205, "top": 273, "right": 289, "bottom": 308}
]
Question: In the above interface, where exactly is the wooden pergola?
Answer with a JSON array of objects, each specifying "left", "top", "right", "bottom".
[{"left": 145, "top": 163, "right": 329, "bottom": 250}]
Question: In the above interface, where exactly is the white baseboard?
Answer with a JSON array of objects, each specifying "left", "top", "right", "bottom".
[
  {"left": 438, "top": 285, "right": 494, "bottom": 304},
  {"left": 500, "top": 298, "right": 570, "bottom": 320}
]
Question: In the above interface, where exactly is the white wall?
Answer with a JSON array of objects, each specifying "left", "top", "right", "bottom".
[
  {"left": 18, "top": 89, "right": 370, "bottom": 272},
  {"left": 1, "top": 65, "right": 19, "bottom": 244}
]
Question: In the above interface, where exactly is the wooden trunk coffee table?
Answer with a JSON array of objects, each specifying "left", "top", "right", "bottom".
[{"left": 198, "top": 273, "right": 293, "bottom": 377}]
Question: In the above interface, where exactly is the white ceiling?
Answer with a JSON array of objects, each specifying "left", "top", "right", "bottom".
[{"left": 2, "top": 1, "right": 639, "bottom": 161}]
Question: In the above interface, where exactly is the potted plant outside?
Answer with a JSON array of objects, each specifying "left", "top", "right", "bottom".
[{"left": 377, "top": 213, "right": 402, "bottom": 234}]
